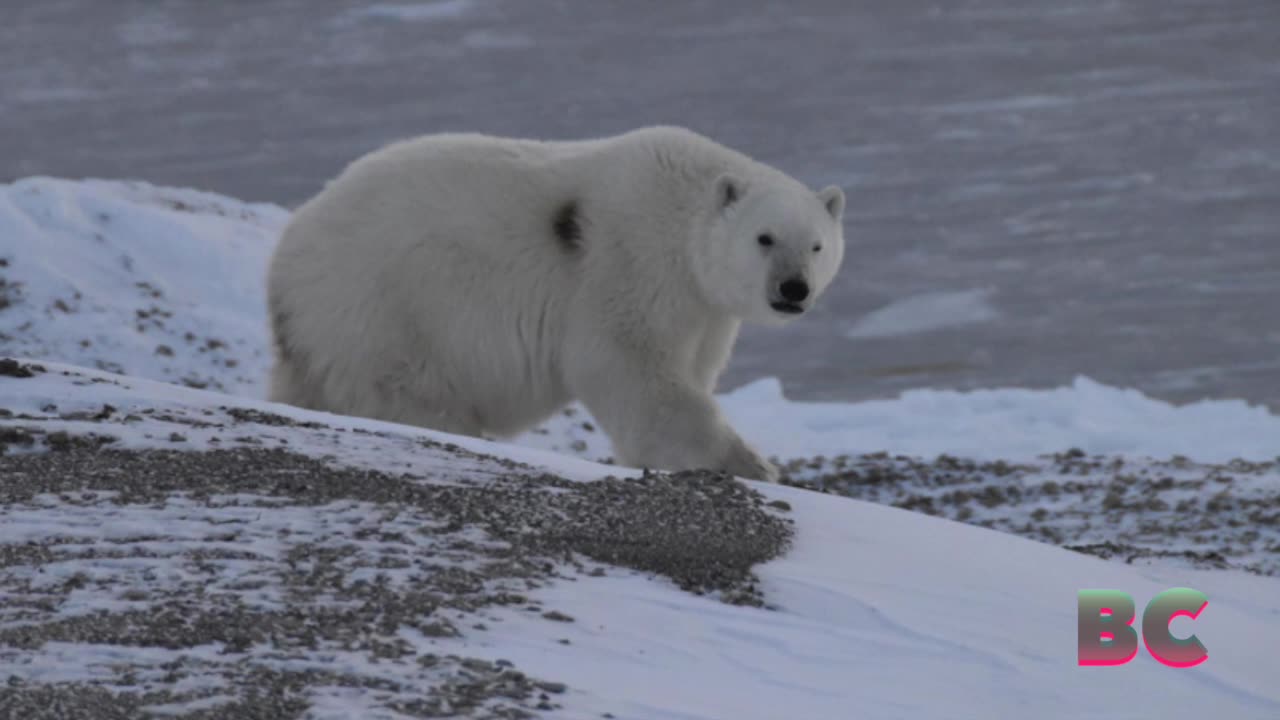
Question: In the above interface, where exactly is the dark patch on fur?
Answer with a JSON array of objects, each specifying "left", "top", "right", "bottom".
[
  {"left": 270, "top": 306, "right": 309, "bottom": 380},
  {"left": 721, "top": 180, "right": 738, "bottom": 207},
  {"left": 270, "top": 308, "right": 293, "bottom": 361},
  {"left": 268, "top": 302, "right": 321, "bottom": 407},
  {"left": 552, "top": 201, "right": 583, "bottom": 252}
]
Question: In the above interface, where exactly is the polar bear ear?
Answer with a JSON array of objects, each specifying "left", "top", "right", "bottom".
[
  {"left": 818, "top": 185, "right": 845, "bottom": 221},
  {"left": 714, "top": 173, "right": 744, "bottom": 212}
]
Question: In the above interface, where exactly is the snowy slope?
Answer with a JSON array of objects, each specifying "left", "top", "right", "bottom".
[
  {"left": 0, "top": 177, "right": 287, "bottom": 396},
  {"left": 1, "top": 362, "right": 1277, "bottom": 719}
]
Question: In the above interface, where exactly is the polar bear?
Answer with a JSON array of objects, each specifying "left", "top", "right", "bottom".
[{"left": 266, "top": 126, "right": 844, "bottom": 482}]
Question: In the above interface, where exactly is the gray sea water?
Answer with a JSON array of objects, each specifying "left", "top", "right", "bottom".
[{"left": 3, "top": 0, "right": 1278, "bottom": 409}]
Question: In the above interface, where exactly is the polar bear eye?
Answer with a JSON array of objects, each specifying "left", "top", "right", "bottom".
[
  {"left": 757, "top": 234, "right": 774, "bottom": 248},
  {"left": 813, "top": 243, "right": 823, "bottom": 253}
]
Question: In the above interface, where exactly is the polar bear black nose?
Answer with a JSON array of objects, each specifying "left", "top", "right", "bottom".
[{"left": 779, "top": 278, "right": 810, "bottom": 303}]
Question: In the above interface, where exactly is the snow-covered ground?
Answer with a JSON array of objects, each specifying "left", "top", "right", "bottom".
[
  {"left": 0, "top": 177, "right": 286, "bottom": 396},
  {"left": 3, "top": 178, "right": 1279, "bottom": 718},
  {"left": 3, "top": 362, "right": 1279, "bottom": 719}
]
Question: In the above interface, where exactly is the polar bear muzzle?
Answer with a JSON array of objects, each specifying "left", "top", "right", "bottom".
[{"left": 770, "top": 277, "right": 810, "bottom": 314}]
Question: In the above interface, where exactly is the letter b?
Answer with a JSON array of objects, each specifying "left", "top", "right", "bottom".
[{"left": 1078, "top": 590, "right": 1139, "bottom": 666}]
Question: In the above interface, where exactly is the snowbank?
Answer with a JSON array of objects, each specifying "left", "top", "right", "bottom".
[
  {"left": 0, "top": 177, "right": 286, "bottom": 397},
  {"left": 719, "top": 374, "right": 1280, "bottom": 463}
]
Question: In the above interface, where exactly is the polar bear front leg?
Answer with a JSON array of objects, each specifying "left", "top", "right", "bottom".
[{"left": 565, "top": 345, "right": 778, "bottom": 482}]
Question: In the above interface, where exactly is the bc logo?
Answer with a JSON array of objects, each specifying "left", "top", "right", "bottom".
[{"left": 1077, "top": 588, "right": 1208, "bottom": 667}]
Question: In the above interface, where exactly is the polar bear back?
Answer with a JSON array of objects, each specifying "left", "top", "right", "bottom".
[
  {"left": 266, "top": 126, "right": 810, "bottom": 443},
  {"left": 269, "top": 128, "right": 733, "bottom": 434}
]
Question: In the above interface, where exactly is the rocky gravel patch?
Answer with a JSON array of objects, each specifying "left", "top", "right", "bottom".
[
  {"left": 0, "top": 441, "right": 790, "bottom": 718},
  {"left": 780, "top": 449, "right": 1280, "bottom": 575}
]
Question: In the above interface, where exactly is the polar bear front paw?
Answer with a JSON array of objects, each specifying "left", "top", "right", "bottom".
[{"left": 723, "top": 440, "right": 779, "bottom": 483}]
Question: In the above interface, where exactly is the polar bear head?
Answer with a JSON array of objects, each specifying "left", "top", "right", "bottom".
[{"left": 695, "top": 173, "right": 845, "bottom": 325}]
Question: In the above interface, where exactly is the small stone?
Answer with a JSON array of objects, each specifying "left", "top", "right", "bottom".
[
  {"left": 46, "top": 431, "right": 72, "bottom": 451},
  {"left": 0, "top": 359, "right": 42, "bottom": 378}
]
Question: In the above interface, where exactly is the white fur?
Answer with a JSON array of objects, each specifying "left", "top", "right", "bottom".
[{"left": 266, "top": 126, "right": 845, "bottom": 481}]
